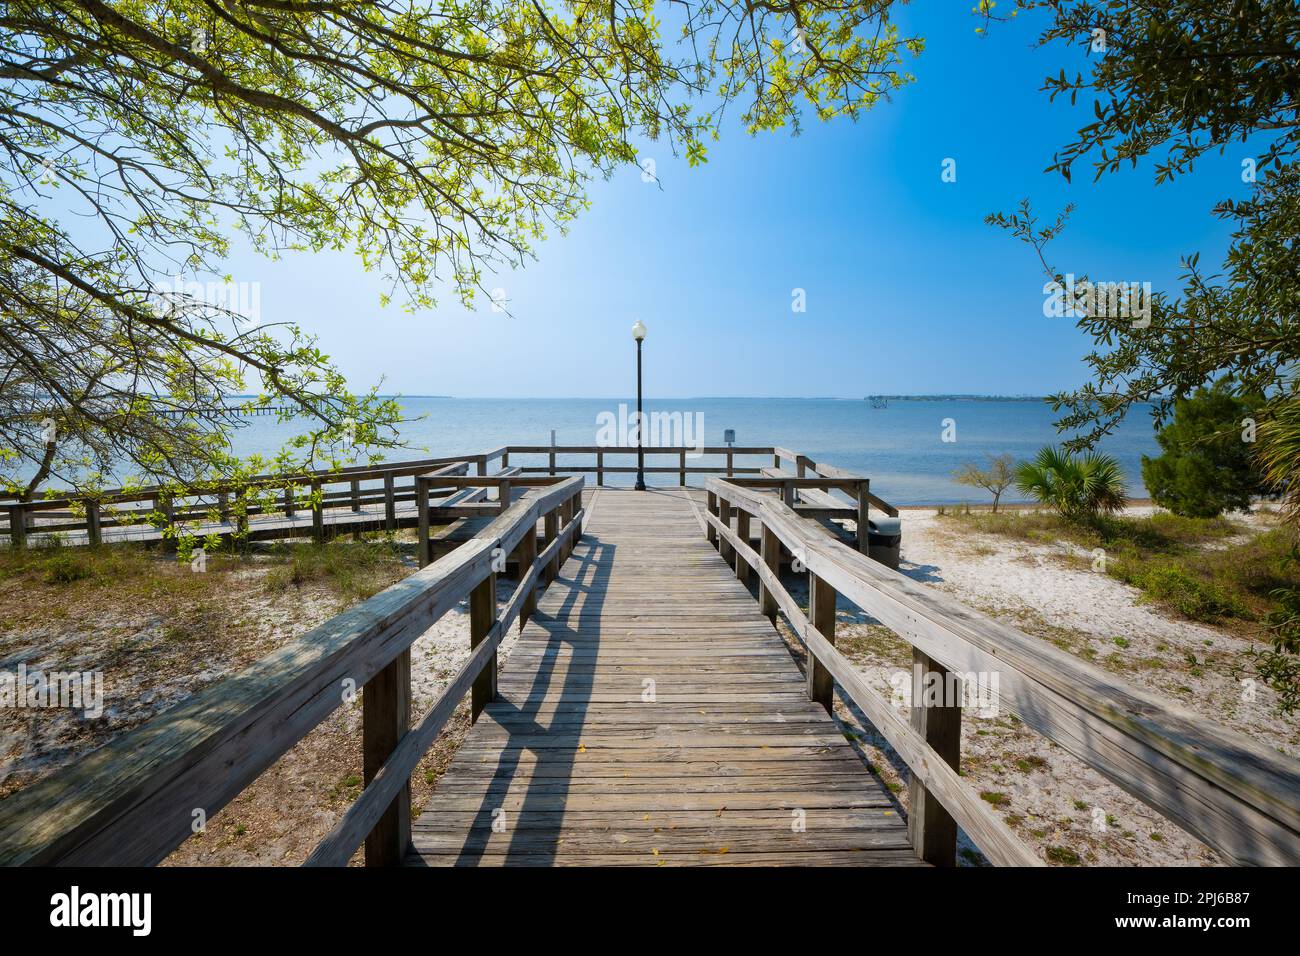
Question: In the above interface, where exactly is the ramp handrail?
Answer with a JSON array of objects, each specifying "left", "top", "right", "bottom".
[{"left": 706, "top": 476, "right": 1300, "bottom": 866}]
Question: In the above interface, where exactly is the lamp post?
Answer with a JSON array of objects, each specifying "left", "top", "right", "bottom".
[{"left": 632, "top": 319, "right": 647, "bottom": 491}]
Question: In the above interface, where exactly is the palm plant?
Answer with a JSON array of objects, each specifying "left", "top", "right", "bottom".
[
  {"left": 1257, "top": 394, "right": 1300, "bottom": 526},
  {"left": 1014, "top": 446, "right": 1128, "bottom": 522}
]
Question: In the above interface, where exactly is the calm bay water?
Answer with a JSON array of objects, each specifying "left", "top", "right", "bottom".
[{"left": 226, "top": 397, "right": 1162, "bottom": 506}]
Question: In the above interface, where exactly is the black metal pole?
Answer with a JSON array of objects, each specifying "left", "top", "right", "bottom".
[{"left": 635, "top": 338, "right": 646, "bottom": 490}]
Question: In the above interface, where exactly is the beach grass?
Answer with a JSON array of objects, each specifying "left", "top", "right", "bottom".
[
  {"left": 937, "top": 507, "right": 1298, "bottom": 627},
  {"left": 0, "top": 533, "right": 414, "bottom": 623},
  {"left": 263, "top": 536, "right": 410, "bottom": 603}
]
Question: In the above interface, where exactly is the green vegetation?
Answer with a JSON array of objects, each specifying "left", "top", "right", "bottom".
[
  {"left": 984, "top": 1, "right": 1300, "bottom": 704},
  {"left": 1, "top": 538, "right": 222, "bottom": 593},
  {"left": 1259, "top": 399, "right": 1300, "bottom": 527},
  {"left": 952, "top": 454, "right": 1017, "bottom": 512},
  {"left": 2, "top": 1, "right": 919, "bottom": 500},
  {"left": 262, "top": 539, "right": 409, "bottom": 603},
  {"left": 1141, "top": 382, "right": 1264, "bottom": 518},
  {"left": 984, "top": 2, "right": 1299, "bottom": 458},
  {"left": 979, "top": 791, "right": 1010, "bottom": 807},
  {"left": 1014, "top": 447, "right": 1127, "bottom": 523},
  {"left": 0, "top": 535, "right": 410, "bottom": 606},
  {"left": 940, "top": 506, "right": 1298, "bottom": 625},
  {"left": 1045, "top": 846, "right": 1082, "bottom": 866},
  {"left": 941, "top": 504, "right": 1300, "bottom": 709},
  {"left": 944, "top": 508, "right": 1240, "bottom": 550},
  {"left": 1254, "top": 548, "right": 1300, "bottom": 714},
  {"left": 1108, "top": 564, "right": 1248, "bottom": 622}
]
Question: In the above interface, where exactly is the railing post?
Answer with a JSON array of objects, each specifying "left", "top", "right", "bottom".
[
  {"left": 782, "top": 479, "right": 796, "bottom": 508},
  {"left": 518, "top": 522, "right": 538, "bottom": 626},
  {"left": 383, "top": 474, "right": 396, "bottom": 531},
  {"left": 86, "top": 500, "right": 102, "bottom": 547},
  {"left": 596, "top": 451, "right": 604, "bottom": 486},
  {"left": 856, "top": 479, "right": 870, "bottom": 555},
  {"left": 726, "top": 450, "right": 734, "bottom": 477},
  {"left": 706, "top": 491, "right": 717, "bottom": 547},
  {"left": 498, "top": 480, "right": 512, "bottom": 515},
  {"left": 807, "top": 572, "right": 837, "bottom": 712},
  {"left": 217, "top": 491, "right": 231, "bottom": 523},
  {"left": 416, "top": 476, "right": 430, "bottom": 568},
  {"left": 543, "top": 505, "right": 559, "bottom": 583},
  {"left": 502, "top": 450, "right": 510, "bottom": 468},
  {"left": 908, "top": 649, "right": 961, "bottom": 866},
  {"left": 475, "top": 456, "right": 487, "bottom": 477},
  {"left": 759, "top": 526, "right": 780, "bottom": 620},
  {"left": 559, "top": 497, "right": 574, "bottom": 562},
  {"left": 679, "top": 451, "right": 686, "bottom": 486},
  {"left": 718, "top": 497, "right": 733, "bottom": 563},
  {"left": 548, "top": 447, "right": 556, "bottom": 477},
  {"left": 349, "top": 479, "right": 362, "bottom": 541},
  {"left": 469, "top": 573, "right": 498, "bottom": 722},
  {"left": 284, "top": 485, "right": 296, "bottom": 519},
  {"left": 734, "top": 510, "right": 750, "bottom": 584},
  {"left": 8, "top": 504, "right": 26, "bottom": 550},
  {"left": 574, "top": 487, "right": 584, "bottom": 542},
  {"left": 363, "top": 648, "right": 411, "bottom": 866},
  {"left": 310, "top": 480, "right": 324, "bottom": 543}
]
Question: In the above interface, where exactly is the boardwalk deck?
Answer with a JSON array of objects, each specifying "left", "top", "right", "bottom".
[{"left": 408, "top": 488, "right": 919, "bottom": 866}]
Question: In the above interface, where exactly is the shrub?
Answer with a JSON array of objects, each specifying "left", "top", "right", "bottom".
[
  {"left": 1015, "top": 446, "right": 1127, "bottom": 522},
  {"left": 1045, "top": 846, "right": 1082, "bottom": 866},
  {"left": 42, "top": 552, "right": 94, "bottom": 585},
  {"left": 952, "top": 453, "right": 1016, "bottom": 512},
  {"left": 1257, "top": 393, "right": 1300, "bottom": 526},
  {"left": 1141, "top": 381, "right": 1264, "bottom": 518},
  {"left": 1113, "top": 562, "right": 1248, "bottom": 621}
]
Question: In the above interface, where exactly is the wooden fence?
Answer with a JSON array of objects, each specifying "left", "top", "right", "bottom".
[
  {"left": 0, "top": 475, "right": 585, "bottom": 866},
  {"left": 704, "top": 476, "right": 1300, "bottom": 866},
  {"left": 2, "top": 444, "right": 896, "bottom": 550}
]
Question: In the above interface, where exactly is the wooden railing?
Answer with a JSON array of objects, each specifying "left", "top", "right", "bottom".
[
  {"left": 704, "top": 477, "right": 1300, "bottom": 867},
  {"left": 3, "top": 443, "right": 896, "bottom": 550},
  {"left": 0, "top": 476, "right": 585, "bottom": 866},
  {"left": 1, "top": 453, "right": 499, "bottom": 548},
  {"left": 503, "top": 444, "right": 775, "bottom": 484}
]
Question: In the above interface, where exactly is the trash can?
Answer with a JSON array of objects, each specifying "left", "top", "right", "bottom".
[{"left": 867, "top": 516, "right": 902, "bottom": 570}]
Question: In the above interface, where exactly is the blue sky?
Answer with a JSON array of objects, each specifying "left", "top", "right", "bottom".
[{"left": 222, "top": 4, "right": 1253, "bottom": 399}]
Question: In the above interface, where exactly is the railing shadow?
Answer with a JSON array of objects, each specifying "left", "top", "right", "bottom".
[
  {"left": 898, "top": 562, "right": 944, "bottom": 584},
  {"left": 451, "top": 533, "right": 612, "bottom": 865}
]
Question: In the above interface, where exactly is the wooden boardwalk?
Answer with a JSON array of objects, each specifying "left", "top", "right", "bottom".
[
  {"left": 5, "top": 458, "right": 1297, "bottom": 868},
  {"left": 408, "top": 488, "right": 919, "bottom": 866}
]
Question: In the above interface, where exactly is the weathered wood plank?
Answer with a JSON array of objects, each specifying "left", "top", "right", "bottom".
[
  {"left": 363, "top": 649, "right": 411, "bottom": 866},
  {"left": 408, "top": 488, "right": 913, "bottom": 867}
]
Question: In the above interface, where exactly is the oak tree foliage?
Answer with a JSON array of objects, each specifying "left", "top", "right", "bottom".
[{"left": 1, "top": 0, "right": 920, "bottom": 494}]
